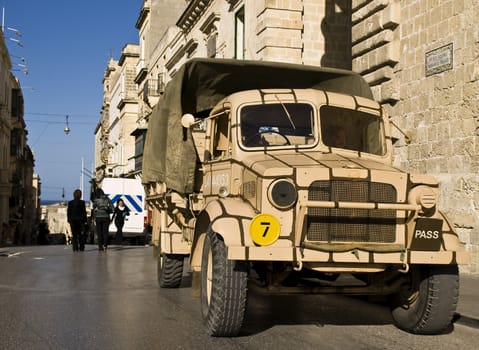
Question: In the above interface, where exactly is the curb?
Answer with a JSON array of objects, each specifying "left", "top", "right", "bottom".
[{"left": 454, "top": 313, "right": 479, "bottom": 329}]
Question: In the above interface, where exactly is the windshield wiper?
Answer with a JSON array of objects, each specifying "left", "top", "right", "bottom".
[{"left": 274, "top": 94, "right": 296, "bottom": 130}]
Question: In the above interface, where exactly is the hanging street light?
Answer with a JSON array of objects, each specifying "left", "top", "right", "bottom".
[{"left": 64, "top": 115, "right": 70, "bottom": 135}]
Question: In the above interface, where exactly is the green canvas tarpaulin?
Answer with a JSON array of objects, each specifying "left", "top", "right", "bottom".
[{"left": 142, "top": 58, "right": 373, "bottom": 193}]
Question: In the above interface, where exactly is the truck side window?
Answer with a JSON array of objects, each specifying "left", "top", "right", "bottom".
[{"left": 212, "top": 113, "right": 230, "bottom": 159}]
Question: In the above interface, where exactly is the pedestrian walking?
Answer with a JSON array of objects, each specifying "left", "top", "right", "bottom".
[
  {"left": 93, "top": 188, "right": 114, "bottom": 251},
  {"left": 111, "top": 198, "right": 129, "bottom": 245},
  {"left": 67, "top": 189, "right": 88, "bottom": 252}
]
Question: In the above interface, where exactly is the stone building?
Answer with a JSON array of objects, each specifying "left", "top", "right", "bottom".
[
  {"left": 135, "top": 0, "right": 354, "bottom": 120},
  {"left": 351, "top": 0, "right": 479, "bottom": 273},
  {"left": 95, "top": 44, "right": 140, "bottom": 181},
  {"left": 109, "top": 44, "right": 140, "bottom": 178},
  {"left": 0, "top": 34, "right": 12, "bottom": 243},
  {"left": 95, "top": 58, "right": 118, "bottom": 181},
  {"left": 98, "top": 0, "right": 478, "bottom": 271},
  {"left": 0, "top": 32, "right": 38, "bottom": 245},
  {"left": 8, "top": 77, "right": 37, "bottom": 244}
]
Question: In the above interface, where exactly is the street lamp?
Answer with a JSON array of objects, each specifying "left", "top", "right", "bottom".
[
  {"left": 9, "top": 37, "right": 23, "bottom": 47},
  {"left": 64, "top": 115, "right": 70, "bottom": 135},
  {"left": 12, "top": 67, "right": 28, "bottom": 75},
  {"left": 10, "top": 55, "right": 26, "bottom": 63},
  {"left": 10, "top": 56, "right": 28, "bottom": 75},
  {"left": 5, "top": 26, "right": 21, "bottom": 36}
]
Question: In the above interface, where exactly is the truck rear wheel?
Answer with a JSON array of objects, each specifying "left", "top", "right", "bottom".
[
  {"left": 390, "top": 264, "right": 459, "bottom": 334},
  {"left": 157, "top": 254, "right": 184, "bottom": 288},
  {"left": 200, "top": 229, "right": 248, "bottom": 336}
]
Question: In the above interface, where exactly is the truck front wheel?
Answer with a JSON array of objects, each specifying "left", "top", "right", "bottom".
[
  {"left": 200, "top": 229, "right": 248, "bottom": 336},
  {"left": 157, "top": 254, "right": 184, "bottom": 288},
  {"left": 390, "top": 264, "right": 459, "bottom": 334}
]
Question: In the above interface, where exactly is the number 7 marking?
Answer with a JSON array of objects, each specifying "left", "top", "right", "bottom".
[{"left": 261, "top": 221, "right": 270, "bottom": 237}]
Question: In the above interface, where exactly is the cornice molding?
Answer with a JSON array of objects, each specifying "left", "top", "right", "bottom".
[
  {"left": 135, "top": 4, "right": 150, "bottom": 30},
  {"left": 199, "top": 12, "right": 220, "bottom": 34},
  {"left": 177, "top": 0, "right": 212, "bottom": 33}
]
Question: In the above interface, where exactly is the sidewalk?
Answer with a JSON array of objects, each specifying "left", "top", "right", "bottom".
[{"left": 456, "top": 274, "right": 479, "bottom": 328}]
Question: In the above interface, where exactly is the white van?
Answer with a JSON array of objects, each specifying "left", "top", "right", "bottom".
[{"left": 100, "top": 177, "right": 148, "bottom": 243}]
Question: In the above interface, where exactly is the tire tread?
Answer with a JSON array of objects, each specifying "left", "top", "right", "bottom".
[
  {"left": 158, "top": 254, "right": 184, "bottom": 288},
  {"left": 202, "top": 230, "right": 248, "bottom": 336}
]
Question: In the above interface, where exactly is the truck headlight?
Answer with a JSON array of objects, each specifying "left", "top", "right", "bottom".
[{"left": 268, "top": 179, "right": 297, "bottom": 209}]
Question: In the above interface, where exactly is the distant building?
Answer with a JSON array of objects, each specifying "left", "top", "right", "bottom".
[
  {"left": 96, "top": 44, "right": 140, "bottom": 183},
  {"left": 98, "top": 0, "right": 479, "bottom": 272},
  {"left": 96, "top": 0, "right": 184, "bottom": 183}
]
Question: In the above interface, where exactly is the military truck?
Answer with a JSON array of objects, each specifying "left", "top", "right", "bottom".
[{"left": 142, "top": 58, "right": 469, "bottom": 336}]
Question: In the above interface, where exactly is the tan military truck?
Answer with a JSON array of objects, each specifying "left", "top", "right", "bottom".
[{"left": 142, "top": 58, "right": 469, "bottom": 336}]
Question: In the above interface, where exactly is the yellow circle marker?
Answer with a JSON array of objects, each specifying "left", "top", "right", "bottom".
[{"left": 249, "top": 213, "right": 281, "bottom": 246}]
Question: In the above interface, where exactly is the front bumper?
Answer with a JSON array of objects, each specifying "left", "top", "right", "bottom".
[{"left": 228, "top": 245, "right": 469, "bottom": 266}]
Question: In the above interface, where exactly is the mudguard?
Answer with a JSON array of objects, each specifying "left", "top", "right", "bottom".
[
  {"left": 407, "top": 210, "right": 469, "bottom": 265},
  {"left": 189, "top": 198, "right": 256, "bottom": 271}
]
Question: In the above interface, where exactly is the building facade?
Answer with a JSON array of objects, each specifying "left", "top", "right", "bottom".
[
  {"left": 0, "top": 35, "right": 12, "bottom": 243},
  {"left": 95, "top": 58, "right": 118, "bottom": 181},
  {"left": 98, "top": 0, "right": 478, "bottom": 272},
  {"left": 351, "top": 0, "right": 479, "bottom": 273},
  {"left": 96, "top": 44, "right": 140, "bottom": 181},
  {"left": 0, "top": 32, "right": 38, "bottom": 245}
]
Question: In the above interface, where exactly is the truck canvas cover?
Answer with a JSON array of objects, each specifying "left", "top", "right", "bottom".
[{"left": 142, "top": 58, "right": 373, "bottom": 194}]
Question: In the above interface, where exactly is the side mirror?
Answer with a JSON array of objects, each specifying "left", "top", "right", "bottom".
[
  {"left": 181, "top": 113, "right": 195, "bottom": 128},
  {"left": 390, "top": 120, "right": 412, "bottom": 144}
]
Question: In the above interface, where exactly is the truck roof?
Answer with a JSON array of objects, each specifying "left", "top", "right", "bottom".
[{"left": 142, "top": 58, "right": 373, "bottom": 193}]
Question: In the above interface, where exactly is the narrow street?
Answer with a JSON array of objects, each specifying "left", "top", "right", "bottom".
[{"left": 0, "top": 245, "right": 477, "bottom": 350}]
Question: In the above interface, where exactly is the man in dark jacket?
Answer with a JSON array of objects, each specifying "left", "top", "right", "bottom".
[
  {"left": 93, "top": 188, "right": 114, "bottom": 251},
  {"left": 67, "top": 189, "right": 88, "bottom": 252}
]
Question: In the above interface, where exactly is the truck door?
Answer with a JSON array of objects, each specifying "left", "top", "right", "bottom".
[{"left": 203, "top": 111, "right": 232, "bottom": 198}]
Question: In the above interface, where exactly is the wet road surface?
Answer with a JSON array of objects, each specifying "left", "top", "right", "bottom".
[{"left": 0, "top": 245, "right": 476, "bottom": 350}]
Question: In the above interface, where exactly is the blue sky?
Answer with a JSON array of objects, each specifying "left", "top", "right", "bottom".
[{"left": 4, "top": 0, "right": 140, "bottom": 202}]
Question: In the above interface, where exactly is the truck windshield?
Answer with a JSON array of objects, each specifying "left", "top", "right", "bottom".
[
  {"left": 320, "top": 105, "right": 386, "bottom": 156},
  {"left": 240, "top": 103, "right": 315, "bottom": 147}
]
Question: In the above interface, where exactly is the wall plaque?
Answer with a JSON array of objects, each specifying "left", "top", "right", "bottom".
[{"left": 425, "top": 43, "right": 453, "bottom": 76}]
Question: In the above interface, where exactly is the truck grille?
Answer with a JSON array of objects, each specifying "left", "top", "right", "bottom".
[{"left": 307, "top": 180, "right": 397, "bottom": 243}]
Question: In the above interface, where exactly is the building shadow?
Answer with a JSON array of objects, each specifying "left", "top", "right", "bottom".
[{"left": 320, "top": 0, "right": 352, "bottom": 69}]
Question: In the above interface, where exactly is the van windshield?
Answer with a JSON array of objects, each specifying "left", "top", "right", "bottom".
[
  {"left": 240, "top": 103, "right": 315, "bottom": 147},
  {"left": 320, "top": 105, "right": 386, "bottom": 156}
]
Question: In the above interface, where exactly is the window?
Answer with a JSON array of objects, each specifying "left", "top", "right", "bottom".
[
  {"left": 10, "top": 128, "right": 21, "bottom": 156},
  {"left": 140, "top": 36, "right": 145, "bottom": 62},
  {"left": 212, "top": 113, "right": 230, "bottom": 159},
  {"left": 240, "top": 103, "right": 315, "bottom": 148},
  {"left": 234, "top": 6, "right": 245, "bottom": 59},
  {"left": 11, "top": 89, "right": 23, "bottom": 118},
  {"left": 320, "top": 105, "right": 386, "bottom": 155},
  {"left": 134, "top": 132, "right": 146, "bottom": 171}
]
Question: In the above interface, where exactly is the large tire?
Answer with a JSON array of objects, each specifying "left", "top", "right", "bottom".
[
  {"left": 390, "top": 264, "right": 459, "bottom": 334},
  {"left": 200, "top": 229, "right": 248, "bottom": 336},
  {"left": 158, "top": 254, "right": 184, "bottom": 288}
]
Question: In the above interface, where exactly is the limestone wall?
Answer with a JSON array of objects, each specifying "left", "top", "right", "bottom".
[{"left": 353, "top": 0, "right": 479, "bottom": 273}]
